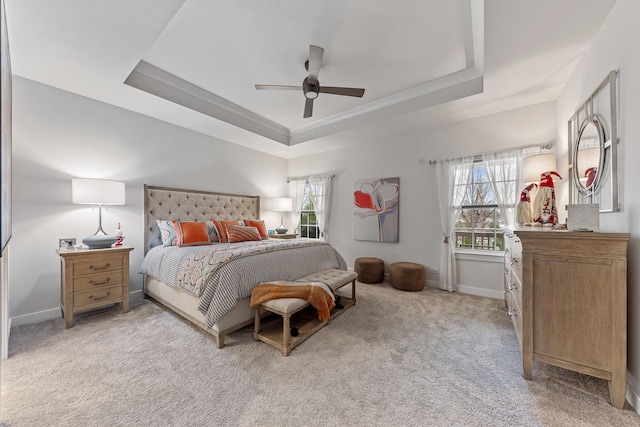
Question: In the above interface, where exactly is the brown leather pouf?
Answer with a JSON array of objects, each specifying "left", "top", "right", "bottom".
[
  {"left": 354, "top": 257, "right": 385, "bottom": 284},
  {"left": 390, "top": 262, "right": 425, "bottom": 291}
]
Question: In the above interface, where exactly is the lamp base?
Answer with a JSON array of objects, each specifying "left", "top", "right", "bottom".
[
  {"left": 83, "top": 235, "right": 117, "bottom": 249},
  {"left": 275, "top": 228, "right": 289, "bottom": 234}
]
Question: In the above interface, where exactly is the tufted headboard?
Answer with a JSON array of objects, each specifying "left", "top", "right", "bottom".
[{"left": 143, "top": 185, "right": 260, "bottom": 254}]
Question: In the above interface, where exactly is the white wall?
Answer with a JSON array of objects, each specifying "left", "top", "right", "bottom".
[
  {"left": 288, "top": 101, "right": 557, "bottom": 299},
  {"left": 10, "top": 77, "right": 289, "bottom": 325},
  {"left": 555, "top": 0, "right": 640, "bottom": 410}
]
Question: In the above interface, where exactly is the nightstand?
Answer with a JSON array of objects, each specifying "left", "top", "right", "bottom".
[
  {"left": 269, "top": 233, "right": 298, "bottom": 239},
  {"left": 57, "top": 246, "right": 134, "bottom": 328}
]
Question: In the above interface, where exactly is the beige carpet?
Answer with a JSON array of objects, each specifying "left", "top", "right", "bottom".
[{"left": 1, "top": 282, "right": 639, "bottom": 427}]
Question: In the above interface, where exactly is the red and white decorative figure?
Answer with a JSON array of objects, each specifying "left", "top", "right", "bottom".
[
  {"left": 585, "top": 167, "right": 597, "bottom": 188},
  {"left": 516, "top": 183, "right": 537, "bottom": 225},
  {"left": 532, "top": 171, "right": 562, "bottom": 225},
  {"left": 115, "top": 221, "right": 124, "bottom": 246}
]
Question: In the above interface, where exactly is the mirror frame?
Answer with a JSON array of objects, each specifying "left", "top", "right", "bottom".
[{"left": 568, "top": 70, "right": 619, "bottom": 212}]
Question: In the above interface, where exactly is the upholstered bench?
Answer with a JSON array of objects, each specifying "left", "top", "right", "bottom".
[
  {"left": 253, "top": 269, "right": 357, "bottom": 356},
  {"left": 390, "top": 262, "right": 425, "bottom": 291},
  {"left": 354, "top": 257, "right": 385, "bottom": 283}
]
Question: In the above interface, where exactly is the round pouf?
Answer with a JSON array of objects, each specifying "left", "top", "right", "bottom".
[
  {"left": 390, "top": 262, "right": 425, "bottom": 291},
  {"left": 354, "top": 257, "right": 385, "bottom": 284}
]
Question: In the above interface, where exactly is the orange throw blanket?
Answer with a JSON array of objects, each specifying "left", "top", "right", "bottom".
[{"left": 250, "top": 281, "right": 335, "bottom": 321}]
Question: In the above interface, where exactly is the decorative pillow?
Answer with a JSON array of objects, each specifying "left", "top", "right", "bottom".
[
  {"left": 226, "top": 225, "right": 262, "bottom": 243},
  {"left": 205, "top": 220, "right": 219, "bottom": 243},
  {"left": 213, "top": 220, "right": 243, "bottom": 243},
  {"left": 172, "top": 221, "right": 212, "bottom": 247},
  {"left": 243, "top": 219, "right": 269, "bottom": 240},
  {"left": 157, "top": 220, "right": 178, "bottom": 246}
]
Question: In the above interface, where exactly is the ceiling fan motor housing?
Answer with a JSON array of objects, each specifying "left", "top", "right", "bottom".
[{"left": 303, "top": 77, "right": 319, "bottom": 99}]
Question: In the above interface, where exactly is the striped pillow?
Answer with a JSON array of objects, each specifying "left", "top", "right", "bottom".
[
  {"left": 243, "top": 219, "right": 269, "bottom": 239},
  {"left": 213, "top": 220, "right": 243, "bottom": 243},
  {"left": 172, "top": 221, "right": 212, "bottom": 247},
  {"left": 226, "top": 225, "right": 262, "bottom": 243}
]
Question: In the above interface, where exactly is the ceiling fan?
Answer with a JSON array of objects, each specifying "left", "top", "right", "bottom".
[{"left": 255, "top": 45, "right": 365, "bottom": 119}]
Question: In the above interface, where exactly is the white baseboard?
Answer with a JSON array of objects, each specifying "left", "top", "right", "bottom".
[
  {"left": 425, "top": 279, "right": 504, "bottom": 300},
  {"left": 626, "top": 372, "right": 640, "bottom": 414},
  {"left": 10, "top": 291, "right": 146, "bottom": 329},
  {"left": 10, "top": 307, "right": 60, "bottom": 328},
  {"left": 456, "top": 284, "right": 503, "bottom": 300}
]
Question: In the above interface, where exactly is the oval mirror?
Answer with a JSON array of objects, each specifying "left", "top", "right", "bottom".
[{"left": 573, "top": 116, "right": 606, "bottom": 196}]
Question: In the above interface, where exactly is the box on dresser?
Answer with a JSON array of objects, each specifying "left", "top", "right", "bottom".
[{"left": 504, "top": 226, "right": 629, "bottom": 409}]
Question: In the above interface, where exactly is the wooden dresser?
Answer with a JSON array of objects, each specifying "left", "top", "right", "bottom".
[
  {"left": 504, "top": 227, "right": 629, "bottom": 408},
  {"left": 57, "top": 246, "right": 133, "bottom": 328}
]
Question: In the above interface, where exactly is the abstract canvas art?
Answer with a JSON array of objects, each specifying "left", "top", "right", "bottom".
[{"left": 353, "top": 177, "right": 399, "bottom": 242}]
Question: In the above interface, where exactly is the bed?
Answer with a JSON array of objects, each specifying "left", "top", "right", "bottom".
[{"left": 140, "top": 185, "right": 347, "bottom": 348}]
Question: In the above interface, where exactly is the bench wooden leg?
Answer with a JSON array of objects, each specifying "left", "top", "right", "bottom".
[
  {"left": 283, "top": 315, "right": 291, "bottom": 356},
  {"left": 351, "top": 279, "right": 356, "bottom": 304},
  {"left": 253, "top": 307, "right": 260, "bottom": 341}
]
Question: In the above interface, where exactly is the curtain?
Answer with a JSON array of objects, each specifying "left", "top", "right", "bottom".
[
  {"left": 484, "top": 150, "right": 518, "bottom": 229},
  {"left": 289, "top": 179, "right": 306, "bottom": 234},
  {"left": 308, "top": 176, "right": 332, "bottom": 242},
  {"left": 436, "top": 157, "right": 474, "bottom": 292}
]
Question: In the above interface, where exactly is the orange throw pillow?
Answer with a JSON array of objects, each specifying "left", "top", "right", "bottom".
[{"left": 172, "top": 221, "right": 212, "bottom": 247}]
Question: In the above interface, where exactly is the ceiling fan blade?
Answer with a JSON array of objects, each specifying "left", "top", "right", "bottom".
[
  {"left": 255, "top": 84, "right": 301, "bottom": 91},
  {"left": 303, "top": 98, "right": 314, "bottom": 118},
  {"left": 319, "top": 86, "right": 365, "bottom": 97},
  {"left": 307, "top": 45, "right": 324, "bottom": 85}
]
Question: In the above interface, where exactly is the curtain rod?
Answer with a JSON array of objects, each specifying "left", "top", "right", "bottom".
[
  {"left": 287, "top": 174, "right": 336, "bottom": 183},
  {"left": 427, "top": 143, "right": 553, "bottom": 165}
]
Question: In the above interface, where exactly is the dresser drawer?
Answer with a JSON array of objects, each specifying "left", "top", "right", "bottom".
[
  {"left": 507, "top": 291, "right": 523, "bottom": 350},
  {"left": 74, "top": 285, "right": 123, "bottom": 311},
  {"left": 73, "top": 271, "right": 123, "bottom": 292},
  {"left": 73, "top": 256, "right": 123, "bottom": 277}
]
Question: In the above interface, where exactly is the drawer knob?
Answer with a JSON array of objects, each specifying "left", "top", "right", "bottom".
[
  {"left": 89, "top": 263, "right": 111, "bottom": 270},
  {"left": 88, "top": 292, "right": 111, "bottom": 301},
  {"left": 508, "top": 308, "right": 519, "bottom": 317},
  {"left": 88, "top": 278, "right": 111, "bottom": 286},
  {"left": 510, "top": 259, "right": 518, "bottom": 265}
]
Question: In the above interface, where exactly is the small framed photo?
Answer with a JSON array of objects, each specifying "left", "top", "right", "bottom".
[{"left": 59, "top": 238, "right": 76, "bottom": 250}]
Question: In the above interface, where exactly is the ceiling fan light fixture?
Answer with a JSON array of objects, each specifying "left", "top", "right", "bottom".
[
  {"left": 255, "top": 45, "right": 365, "bottom": 118},
  {"left": 303, "top": 77, "right": 319, "bottom": 99}
]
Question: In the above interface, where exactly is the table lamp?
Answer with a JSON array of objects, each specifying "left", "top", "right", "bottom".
[
  {"left": 272, "top": 197, "right": 292, "bottom": 234},
  {"left": 523, "top": 153, "right": 556, "bottom": 184},
  {"left": 72, "top": 178, "right": 125, "bottom": 249}
]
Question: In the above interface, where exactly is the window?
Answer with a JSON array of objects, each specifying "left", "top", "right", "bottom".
[
  {"left": 300, "top": 183, "right": 320, "bottom": 239},
  {"left": 454, "top": 158, "right": 516, "bottom": 251}
]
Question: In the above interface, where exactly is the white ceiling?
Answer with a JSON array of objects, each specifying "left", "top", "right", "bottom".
[{"left": 5, "top": 0, "right": 617, "bottom": 159}]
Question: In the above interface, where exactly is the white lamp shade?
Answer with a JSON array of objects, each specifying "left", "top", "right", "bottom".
[
  {"left": 523, "top": 154, "right": 557, "bottom": 183},
  {"left": 72, "top": 179, "right": 125, "bottom": 205},
  {"left": 272, "top": 197, "right": 293, "bottom": 212}
]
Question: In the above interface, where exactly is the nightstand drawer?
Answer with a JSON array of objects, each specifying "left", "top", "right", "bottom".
[
  {"left": 73, "top": 257, "right": 123, "bottom": 277},
  {"left": 74, "top": 285, "right": 123, "bottom": 310},
  {"left": 73, "top": 271, "right": 123, "bottom": 292}
]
